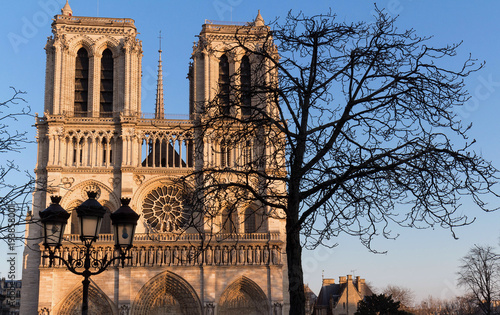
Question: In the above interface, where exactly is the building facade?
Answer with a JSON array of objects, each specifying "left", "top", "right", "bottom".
[
  {"left": 0, "top": 278, "right": 21, "bottom": 315},
  {"left": 313, "top": 275, "right": 373, "bottom": 315},
  {"left": 21, "top": 2, "right": 288, "bottom": 314}
]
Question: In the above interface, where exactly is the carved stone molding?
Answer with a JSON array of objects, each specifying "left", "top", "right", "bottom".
[
  {"left": 81, "top": 183, "right": 101, "bottom": 199},
  {"left": 134, "top": 174, "right": 145, "bottom": 185},
  {"left": 204, "top": 302, "right": 215, "bottom": 315},
  {"left": 273, "top": 302, "right": 283, "bottom": 315},
  {"left": 38, "top": 307, "right": 50, "bottom": 315},
  {"left": 61, "top": 177, "right": 74, "bottom": 189},
  {"left": 109, "top": 177, "right": 121, "bottom": 188},
  {"left": 119, "top": 304, "right": 130, "bottom": 315}
]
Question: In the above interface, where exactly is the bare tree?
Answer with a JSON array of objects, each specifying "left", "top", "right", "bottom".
[
  {"left": 0, "top": 87, "right": 34, "bottom": 242},
  {"left": 413, "top": 294, "right": 478, "bottom": 315},
  {"left": 183, "top": 8, "right": 499, "bottom": 314},
  {"left": 458, "top": 245, "right": 500, "bottom": 315},
  {"left": 451, "top": 294, "right": 479, "bottom": 315},
  {"left": 382, "top": 285, "right": 415, "bottom": 310}
]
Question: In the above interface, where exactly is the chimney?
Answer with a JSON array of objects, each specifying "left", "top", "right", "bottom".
[
  {"left": 322, "top": 278, "right": 335, "bottom": 286},
  {"left": 356, "top": 276, "right": 365, "bottom": 291},
  {"left": 347, "top": 275, "right": 353, "bottom": 282},
  {"left": 339, "top": 276, "right": 347, "bottom": 284}
]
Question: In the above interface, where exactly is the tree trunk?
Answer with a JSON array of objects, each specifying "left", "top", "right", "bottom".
[{"left": 286, "top": 201, "right": 305, "bottom": 315}]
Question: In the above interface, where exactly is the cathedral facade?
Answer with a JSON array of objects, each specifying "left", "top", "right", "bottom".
[{"left": 21, "top": 2, "right": 288, "bottom": 314}]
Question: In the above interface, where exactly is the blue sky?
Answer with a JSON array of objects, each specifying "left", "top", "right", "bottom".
[{"left": 1, "top": 0, "right": 500, "bottom": 303}]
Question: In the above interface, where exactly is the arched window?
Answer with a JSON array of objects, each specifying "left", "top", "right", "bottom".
[
  {"left": 218, "top": 54, "right": 230, "bottom": 115},
  {"left": 240, "top": 55, "right": 252, "bottom": 116},
  {"left": 69, "top": 202, "right": 81, "bottom": 234},
  {"left": 74, "top": 48, "right": 89, "bottom": 117},
  {"left": 244, "top": 140, "right": 252, "bottom": 165},
  {"left": 101, "top": 138, "right": 113, "bottom": 165},
  {"left": 222, "top": 208, "right": 237, "bottom": 234},
  {"left": 70, "top": 209, "right": 79, "bottom": 234},
  {"left": 220, "top": 140, "right": 231, "bottom": 167},
  {"left": 100, "top": 49, "right": 113, "bottom": 117},
  {"left": 99, "top": 206, "right": 112, "bottom": 234},
  {"left": 244, "top": 207, "right": 256, "bottom": 233}
]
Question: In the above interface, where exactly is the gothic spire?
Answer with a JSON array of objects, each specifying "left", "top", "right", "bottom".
[
  {"left": 61, "top": 0, "right": 73, "bottom": 16},
  {"left": 254, "top": 10, "right": 265, "bottom": 26},
  {"left": 155, "top": 31, "right": 165, "bottom": 119}
]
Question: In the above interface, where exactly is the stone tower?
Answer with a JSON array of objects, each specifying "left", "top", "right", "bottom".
[{"left": 20, "top": 2, "right": 288, "bottom": 314}]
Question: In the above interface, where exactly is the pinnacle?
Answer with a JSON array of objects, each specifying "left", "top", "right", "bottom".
[{"left": 61, "top": 0, "right": 73, "bottom": 16}]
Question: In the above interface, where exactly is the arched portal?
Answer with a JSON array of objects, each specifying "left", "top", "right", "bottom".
[
  {"left": 55, "top": 284, "right": 114, "bottom": 315},
  {"left": 218, "top": 276, "right": 269, "bottom": 315},
  {"left": 131, "top": 271, "right": 202, "bottom": 315}
]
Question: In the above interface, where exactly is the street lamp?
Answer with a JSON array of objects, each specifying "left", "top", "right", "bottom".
[
  {"left": 40, "top": 196, "right": 70, "bottom": 248},
  {"left": 40, "top": 192, "right": 139, "bottom": 315},
  {"left": 75, "top": 191, "right": 105, "bottom": 243}
]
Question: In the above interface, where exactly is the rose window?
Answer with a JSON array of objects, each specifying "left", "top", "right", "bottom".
[{"left": 142, "top": 186, "right": 188, "bottom": 232}]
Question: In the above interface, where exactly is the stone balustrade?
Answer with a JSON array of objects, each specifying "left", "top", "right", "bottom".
[
  {"left": 62, "top": 232, "right": 281, "bottom": 243},
  {"left": 40, "top": 243, "right": 282, "bottom": 268}
]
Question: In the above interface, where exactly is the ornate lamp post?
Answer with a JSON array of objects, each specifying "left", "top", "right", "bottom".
[{"left": 40, "top": 192, "right": 139, "bottom": 315}]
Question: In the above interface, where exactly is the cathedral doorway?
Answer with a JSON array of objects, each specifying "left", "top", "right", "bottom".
[
  {"left": 218, "top": 276, "right": 269, "bottom": 315},
  {"left": 55, "top": 285, "right": 115, "bottom": 315},
  {"left": 131, "top": 271, "right": 202, "bottom": 315}
]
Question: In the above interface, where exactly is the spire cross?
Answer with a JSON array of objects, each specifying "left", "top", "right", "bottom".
[{"left": 158, "top": 30, "right": 162, "bottom": 53}]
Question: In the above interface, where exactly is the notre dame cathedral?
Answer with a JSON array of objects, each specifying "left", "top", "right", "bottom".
[{"left": 20, "top": 1, "right": 289, "bottom": 314}]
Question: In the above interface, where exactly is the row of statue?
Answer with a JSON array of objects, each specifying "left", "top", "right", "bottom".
[
  {"left": 40, "top": 244, "right": 282, "bottom": 267},
  {"left": 40, "top": 302, "right": 284, "bottom": 315}
]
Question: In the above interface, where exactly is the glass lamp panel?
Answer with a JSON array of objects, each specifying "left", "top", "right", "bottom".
[
  {"left": 80, "top": 216, "right": 102, "bottom": 240},
  {"left": 114, "top": 223, "right": 135, "bottom": 248},
  {"left": 44, "top": 222, "right": 66, "bottom": 247}
]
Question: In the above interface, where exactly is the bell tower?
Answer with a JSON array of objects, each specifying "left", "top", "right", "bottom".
[
  {"left": 189, "top": 11, "right": 276, "bottom": 118},
  {"left": 44, "top": 1, "right": 142, "bottom": 117},
  {"left": 21, "top": 2, "right": 143, "bottom": 313}
]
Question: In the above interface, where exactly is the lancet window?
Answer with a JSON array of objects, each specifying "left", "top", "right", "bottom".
[
  {"left": 140, "top": 131, "right": 194, "bottom": 168},
  {"left": 222, "top": 208, "right": 238, "bottom": 234},
  {"left": 220, "top": 140, "right": 231, "bottom": 168},
  {"left": 74, "top": 48, "right": 89, "bottom": 117},
  {"left": 219, "top": 54, "right": 230, "bottom": 115},
  {"left": 240, "top": 55, "right": 252, "bottom": 116},
  {"left": 100, "top": 49, "right": 114, "bottom": 117},
  {"left": 56, "top": 131, "right": 116, "bottom": 168},
  {"left": 99, "top": 206, "right": 112, "bottom": 234},
  {"left": 244, "top": 207, "right": 257, "bottom": 233},
  {"left": 243, "top": 140, "right": 252, "bottom": 166}
]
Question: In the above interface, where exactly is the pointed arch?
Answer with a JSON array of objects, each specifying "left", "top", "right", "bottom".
[
  {"left": 244, "top": 203, "right": 267, "bottom": 233},
  {"left": 61, "top": 179, "right": 120, "bottom": 218},
  {"left": 131, "top": 270, "right": 202, "bottom": 315},
  {"left": 65, "top": 199, "right": 83, "bottom": 234},
  {"left": 53, "top": 283, "right": 116, "bottom": 315},
  {"left": 240, "top": 54, "right": 252, "bottom": 116},
  {"left": 218, "top": 54, "right": 230, "bottom": 114},
  {"left": 99, "top": 203, "right": 113, "bottom": 234},
  {"left": 221, "top": 206, "right": 238, "bottom": 234},
  {"left": 68, "top": 35, "right": 94, "bottom": 57},
  {"left": 100, "top": 48, "right": 114, "bottom": 117},
  {"left": 218, "top": 276, "right": 269, "bottom": 315},
  {"left": 74, "top": 47, "right": 89, "bottom": 117},
  {"left": 244, "top": 206, "right": 257, "bottom": 233},
  {"left": 94, "top": 36, "right": 121, "bottom": 57}
]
